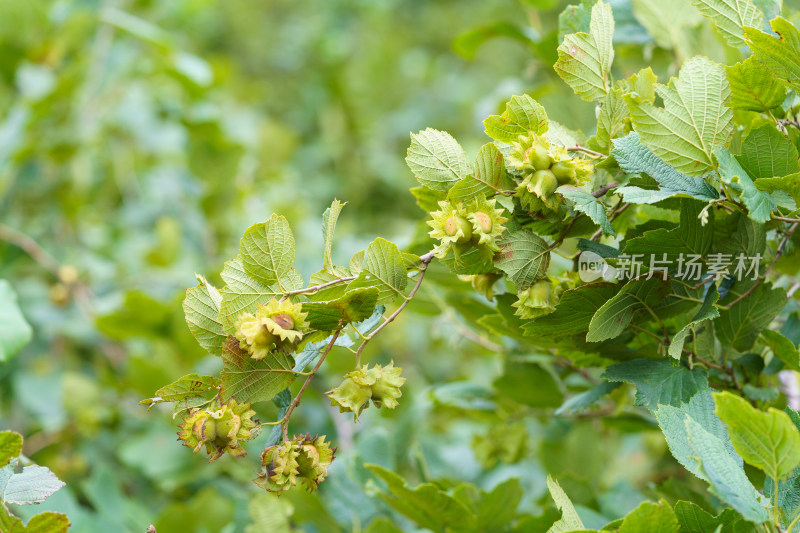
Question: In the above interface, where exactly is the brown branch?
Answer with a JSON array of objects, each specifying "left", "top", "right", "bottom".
[
  {"left": 567, "top": 145, "right": 604, "bottom": 158},
  {"left": 282, "top": 329, "right": 342, "bottom": 441},
  {"left": 773, "top": 215, "right": 800, "bottom": 224},
  {"left": 281, "top": 275, "right": 357, "bottom": 300},
  {"left": 590, "top": 202, "right": 630, "bottom": 241},
  {"left": 728, "top": 222, "right": 798, "bottom": 307},
  {"left": 0, "top": 223, "right": 61, "bottom": 276},
  {"left": 592, "top": 181, "right": 619, "bottom": 198},
  {"left": 355, "top": 251, "right": 435, "bottom": 365}
]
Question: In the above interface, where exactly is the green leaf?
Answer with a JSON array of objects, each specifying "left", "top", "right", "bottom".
[
  {"left": 245, "top": 493, "right": 293, "bottom": 533},
  {"left": 611, "top": 133, "right": 718, "bottom": 201},
  {"left": 684, "top": 417, "right": 770, "bottom": 523},
  {"left": 765, "top": 408, "right": 800, "bottom": 529},
  {"left": 494, "top": 360, "right": 564, "bottom": 408},
  {"left": 557, "top": 186, "right": 615, "bottom": 235},
  {"left": 545, "top": 475, "right": 585, "bottom": 533},
  {"left": 483, "top": 94, "right": 549, "bottom": 143},
  {"left": 619, "top": 501, "right": 679, "bottom": 533},
  {"left": 183, "top": 275, "right": 226, "bottom": 356},
  {"left": 716, "top": 282, "right": 787, "bottom": 351},
  {"left": 293, "top": 334, "right": 354, "bottom": 374},
  {"left": 669, "top": 287, "right": 720, "bottom": 359},
  {"left": 146, "top": 374, "right": 220, "bottom": 404},
  {"left": 218, "top": 258, "right": 302, "bottom": 332},
  {"left": 366, "top": 464, "right": 474, "bottom": 533},
  {"left": 0, "top": 280, "right": 32, "bottom": 363},
  {"left": 447, "top": 143, "right": 513, "bottom": 201},
  {"left": 714, "top": 390, "right": 800, "bottom": 480},
  {"left": 346, "top": 238, "right": 408, "bottom": 304},
  {"left": 1, "top": 463, "right": 65, "bottom": 505},
  {"left": 756, "top": 174, "right": 800, "bottom": 205},
  {"left": 726, "top": 57, "right": 785, "bottom": 112},
  {"left": 322, "top": 199, "right": 345, "bottom": 274},
  {"left": 524, "top": 283, "right": 620, "bottom": 338},
  {"left": 410, "top": 185, "right": 446, "bottom": 213},
  {"left": 555, "top": 381, "right": 621, "bottom": 415},
  {"left": 623, "top": 199, "right": 714, "bottom": 268},
  {"left": 240, "top": 214, "right": 296, "bottom": 286},
  {"left": 761, "top": 329, "right": 800, "bottom": 371},
  {"left": 631, "top": 0, "right": 703, "bottom": 53},
  {"left": 586, "top": 276, "right": 670, "bottom": 342},
  {"left": 744, "top": 17, "right": 800, "bottom": 93},
  {"left": 737, "top": 124, "right": 799, "bottom": 180},
  {"left": 405, "top": 128, "right": 471, "bottom": 193},
  {"left": 220, "top": 337, "right": 296, "bottom": 404},
  {"left": 625, "top": 57, "right": 733, "bottom": 177},
  {"left": 716, "top": 147, "right": 774, "bottom": 223},
  {"left": 302, "top": 287, "right": 379, "bottom": 331},
  {"left": 604, "top": 359, "right": 709, "bottom": 411},
  {"left": 0, "top": 510, "right": 70, "bottom": 533},
  {"left": 494, "top": 229, "right": 550, "bottom": 290},
  {"left": 0, "top": 432, "right": 22, "bottom": 469},
  {"left": 589, "top": 88, "right": 629, "bottom": 153},
  {"left": 673, "top": 501, "right": 743, "bottom": 533},
  {"left": 655, "top": 390, "right": 741, "bottom": 481},
  {"left": 554, "top": 0, "right": 615, "bottom": 101},
  {"left": 688, "top": 0, "right": 763, "bottom": 47}
]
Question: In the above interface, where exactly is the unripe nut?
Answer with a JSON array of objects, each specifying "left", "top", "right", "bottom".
[
  {"left": 472, "top": 212, "right": 493, "bottom": 233},
  {"left": 551, "top": 161, "right": 576, "bottom": 183},
  {"left": 532, "top": 169, "right": 558, "bottom": 198},
  {"left": 529, "top": 144, "right": 552, "bottom": 171},
  {"left": 445, "top": 214, "right": 473, "bottom": 244},
  {"left": 272, "top": 313, "right": 294, "bottom": 330}
]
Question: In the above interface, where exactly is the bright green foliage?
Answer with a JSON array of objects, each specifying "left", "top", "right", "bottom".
[
  {"left": 625, "top": 57, "right": 733, "bottom": 176},
  {"left": 726, "top": 57, "right": 786, "bottom": 112},
  {"left": 405, "top": 128, "right": 471, "bottom": 193},
  {"left": 546, "top": 475, "right": 585, "bottom": 532},
  {"left": 714, "top": 391, "right": 800, "bottom": 481},
  {"left": 745, "top": 17, "right": 800, "bottom": 93},
  {"left": 9, "top": 0, "right": 800, "bottom": 531},
  {"left": 689, "top": 0, "right": 763, "bottom": 47},
  {"left": 555, "top": 1, "right": 615, "bottom": 101},
  {"left": 0, "top": 280, "right": 32, "bottom": 363},
  {"left": 483, "top": 94, "right": 549, "bottom": 142},
  {"left": 0, "top": 432, "right": 67, "bottom": 529}
]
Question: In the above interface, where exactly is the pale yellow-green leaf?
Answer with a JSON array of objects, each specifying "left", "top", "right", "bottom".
[
  {"left": 689, "top": 0, "right": 763, "bottom": 47},
  {"left": 625, "top": 56, "right": 733, "bottom": 177},
  {"left": 714, "top": 390, "right": 800, "bottom": 480},
  {"left": 554, "top": 0, "right": 615, "bottom": 101}
]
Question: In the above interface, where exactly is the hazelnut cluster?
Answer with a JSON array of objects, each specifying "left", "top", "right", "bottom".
[
  {"left": 234, "top": 298, "right": 310, "bottom": 359},
  {"left": 428, "top": 194, "right": 508, "bottom": 262},
  {"left": 507, "top": 132, "right": 592, "bottom": 214},
  {"left": 326, "top": 362, "right": 406, "bottom": 420},
  {"left": 177, "top": 398, "right": 257, "bottom": 461},
  {"left": 254, "top": 434, "right": 336, "bottom": 493},
  {"left": 512, "top": 273, "right": 580, "bottom": 319}
]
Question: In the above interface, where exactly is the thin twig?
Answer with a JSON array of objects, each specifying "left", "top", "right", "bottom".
[
  {"left": 282, "top": 329, "right": 342, "bottom": 441},
  {"left": 728, "top": 222, "right": 798, "bottom": 307},
  {"left": 592, "top": 181, "right": 619, "bottom": 198},
  {"left": 773, "top": 215, "right": 800, "bottom": 224},
  {"left": 590, "top": 202, "right": 630, "bottom": 241},
  {"left": 0, "top": 223, "right": 61, "bottom": 275},
  {"left": 355, "top": 251, "right": 435, "bottom": 366},
  {"left": 567, "top": 145, "right": 604, "bottom": 158},
  {"left": 280, "top": 275, "right": 357, "bottom": 300}
]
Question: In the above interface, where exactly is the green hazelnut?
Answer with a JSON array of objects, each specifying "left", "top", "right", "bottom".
[
  {"left": 551, "top": 160, "right": 577, "bottom": 184},
  {"left": 528, "top": 144, "right": 552, "bottom": 171},
  {"left": 531, "top": 169, "right": 558, "bottom": 198},
  {"left": 445, "top": 214, "right": 473, "bottom": 244}
]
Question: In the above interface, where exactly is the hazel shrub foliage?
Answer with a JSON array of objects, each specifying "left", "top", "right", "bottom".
[{"left": 141, "top": 1, "right": 800, "bottom": 531}]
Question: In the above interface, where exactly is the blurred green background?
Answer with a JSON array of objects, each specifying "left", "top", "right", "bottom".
[{"left": 0, "top": 0, "right": 770, "bottom": 531}]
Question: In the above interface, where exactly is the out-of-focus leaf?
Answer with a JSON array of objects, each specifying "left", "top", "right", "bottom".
[{"left": 0, "top": 280, "right": 32, "bottom": 362}]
